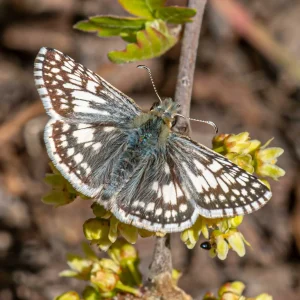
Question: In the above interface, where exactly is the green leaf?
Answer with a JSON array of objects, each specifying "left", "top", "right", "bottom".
[
  {"left": 74, "top": 16, "right": 147, "bottom": 37},
  {"left": 108, "top": 20, "right": 178, "bottom": 63},
  {"left": 155, "top": 7, "right": 196, "bottom": 24},
  {"left": 118, "top": 0, "right": 166, "bottom": 19}
]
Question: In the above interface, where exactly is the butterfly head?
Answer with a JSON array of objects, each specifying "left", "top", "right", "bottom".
[{"left": 151, "top": 98, "right": 179, "bottom": 126}]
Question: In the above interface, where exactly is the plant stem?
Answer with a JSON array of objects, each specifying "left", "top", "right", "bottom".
[
  {"left": 149, "top": 0, "right": 207, "bottom": 280},
  {"left": 174, "top": 0, "right": 207, "bottom": 133}
]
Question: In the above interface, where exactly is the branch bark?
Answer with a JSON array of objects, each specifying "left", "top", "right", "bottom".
[
  {"left": 174, "top": 0, "right": 208, "bottom": 133},
  {"left": 148, "top": 0, "right": 207, "bottom": 284}
]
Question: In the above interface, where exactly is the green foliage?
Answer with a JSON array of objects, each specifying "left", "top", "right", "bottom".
[
  {"left": 107, "top": 20, "right": 178, "bottom": 63},
  {"left": 56, "top": 242, "right": 141, "bottom": 299},
  {"left": 74, "top": 0, "right": 196, "bottom": 63},
  {"left": 203, "top": 281, "right": 273, "bottom": 300}
]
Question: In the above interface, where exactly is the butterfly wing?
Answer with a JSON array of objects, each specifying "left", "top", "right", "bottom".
[
  {"left": 45, "top": 120, "right": 128, "bottom": 197},
  {"left": 34, "top": 47, "right": 142, "bottom": 125},
  {"left": 110, "top": 153, "right": 198, "bottom": 232},
  {"left": 168, "top": 133, "right": 272, "bottom": 218},
  {"left": 35, "top": 48, "right": 141, "bottom": 197}
]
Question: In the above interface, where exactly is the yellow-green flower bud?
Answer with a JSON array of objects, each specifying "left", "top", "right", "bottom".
[
  {"left": 180, "top": 217, "right": 202, "bottom": 249},
  {"left": 92, "top": 203, "right": 112, "bottom": 219},
  {"left": 108, "top": 216, "right": 119, "bottom": 243},
  {"left": 99, "top": 258, "right": 121, "bottom": 274},
  {"left": 255, "top": 293, "right": 273, "bottom": 300},
  {"left": 230, "top": 216, "right": 243, "bottom": 228},
  {"left": 118, "top": 224, "right": 138, "bottom": 244},
  {"left": 83, "top": 218, "right": 112, "bottom": 251},
  {"left": 42, "top": 190, "right": 75, "bottom": 207},
  {"left": 225, "top": 153, "right": 254, "bottom": 173},
  {"left": 218, "top": 281, "right": 245, "bottom": 297},
  {"left": 55, "top": 291, "right": 80, "bottom": 300},
  {"left": 224, "top": 132, "right": 250, "bottom": 154},
  {"left": 83, "top": 218, "right": 109, "bottom": 241},
  {"left": 91, "top": 270, "right": 119, "bottom": 292},
  {"left": 138, "top": 228, "right": 154, "bottom": 238}
]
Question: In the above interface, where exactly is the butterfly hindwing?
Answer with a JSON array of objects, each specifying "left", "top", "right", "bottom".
[
  {"left": 34, "top": 47, "right": 141, "bottom": 125},
  {"left": 168, "top": 133, "right": 272, "bottom": 218},
  {"left": 110, "top": 154, "right": 198, "bottom": 232}
]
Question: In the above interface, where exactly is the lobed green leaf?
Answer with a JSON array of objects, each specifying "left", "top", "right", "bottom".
[
  {"left": 74, "top": 16, "right": 147, "bottom": 38},
  {"left": 154, "top": 7, "right": 196, "bottom": 24},
  {"left": 108, "top": 20, "right": 178, "bottom": 63},
  {"left": 118, "top": 0, "right": 166, "bottom": 19}
]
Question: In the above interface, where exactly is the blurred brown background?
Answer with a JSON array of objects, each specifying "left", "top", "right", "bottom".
[{"left": 0, "top": 0, "right": 299, "bottom": 299}]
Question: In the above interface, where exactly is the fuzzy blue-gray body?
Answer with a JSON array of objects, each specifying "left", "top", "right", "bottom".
[{"left": 101, "top": 116, "right": 166, "bottom": 200}]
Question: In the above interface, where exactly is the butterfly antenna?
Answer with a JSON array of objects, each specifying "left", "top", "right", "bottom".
[
  {"left": 137, "top": 65, "right": 162, "bottom": 104},
  {"left": 175, "top": 114, "right": 218, "bottom": 134}
]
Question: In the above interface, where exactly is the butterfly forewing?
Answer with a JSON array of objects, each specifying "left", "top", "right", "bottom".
[
  {"left": 35, "top": 47, "right": 139, "bottom": 198},
  {"left": 45, "top": 120, "right": 129, "bottom": 197},
  {"left": 168, "top": 133, "right": 271, "bottom": 219},
  {"left": 34, "top": 47, "right": 141, "bottom": 125}
]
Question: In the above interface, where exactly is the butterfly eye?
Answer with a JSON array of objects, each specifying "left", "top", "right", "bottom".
[{"left": 150, "top": 101, "right": 161, "bottom": 110}]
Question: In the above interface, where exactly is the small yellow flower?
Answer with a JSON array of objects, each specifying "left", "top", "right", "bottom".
[
  {"left": 254, "top": 141, "right": 285, "bottom": 180},
  {"left": 227, "top": 231, "right": 246, "bottom": 257},
  {"left": 216, "top": 235, "right": 229, "bottom": 260}
]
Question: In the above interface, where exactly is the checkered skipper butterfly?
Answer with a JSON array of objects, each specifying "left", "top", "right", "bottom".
[{"left": 34, "top": 47, "right": 271, "bottom": 232}]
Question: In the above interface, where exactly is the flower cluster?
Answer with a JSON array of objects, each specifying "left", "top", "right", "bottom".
[
  {"left": 180, "top": 132, "right": 285, "bottom": 259},
  {"left": 203, "top": 281, "right": 272, "bottom": 300},
  {"left": 55, "top": 241, "right": 142, "bottom": 299}
]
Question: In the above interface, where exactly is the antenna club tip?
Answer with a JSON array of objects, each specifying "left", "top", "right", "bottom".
[{"left": 137, "top": 65, "right": 148, "bottom": 70}]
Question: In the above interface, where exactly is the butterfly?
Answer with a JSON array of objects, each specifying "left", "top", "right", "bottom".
[{"left": 34, "top": 47, "right": 272, "bottom": 232}]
